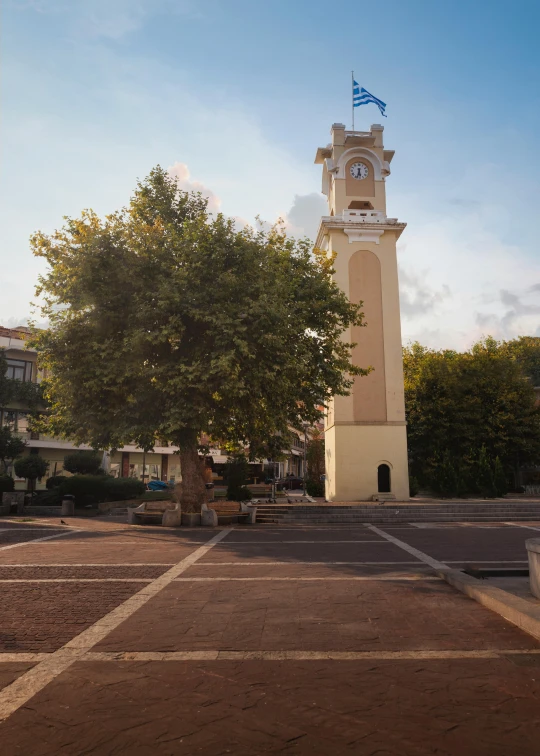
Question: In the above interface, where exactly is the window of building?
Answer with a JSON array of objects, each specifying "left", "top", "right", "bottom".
[
  {"left": 5, "top": 359, "right": 33, "bottom": 382},
  {"left": 1, "top": 409, "right": 17, "bottom": 429},
  {"left": 0, "top": 409, "right": 30, "bottom": 433}
]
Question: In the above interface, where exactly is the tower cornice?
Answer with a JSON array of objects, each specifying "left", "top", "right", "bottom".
[{"left": 315, "top": 213, "right": 406, "bottom": 248}]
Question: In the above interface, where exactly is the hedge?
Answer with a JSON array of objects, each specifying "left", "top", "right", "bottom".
[
  {"left": 54, "top": 475, "right": 146, "bottom": 506},
  {"left": 0, "top": 475, "right": 15, "bottom": 494}
]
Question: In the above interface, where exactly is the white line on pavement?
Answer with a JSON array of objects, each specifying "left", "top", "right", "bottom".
[
  {"left": 218, "top": 540, "right": 389, "bottom": 544},
  {"left": 0, "top": 578, "right": 153, "bottom": 583},
  {"left": 366, "top": 525, "right": 449, "bottom": 570},
  {"left": 196, "top": 561, "right": 424, "bottom": 566},
  {"left": 83, "top": 649, "right": 540, "bottom": 661},
  {"left": 0, "top": 531, "right": 79, "bottom": 552},
  {"left": 1, "top": 649, "right": 539, "bottom": 663},
  {"left": 0, "top": 563, "right": 175, "bottom": 567},
  {"left": 0, "top": 526, "right": 234, "bottom": 722},
  {"left": 504, "top": 522, "right": 540, "bottom": 532},
  {"left": 173, "top": 576, "right": 440, "bottom": 582}
]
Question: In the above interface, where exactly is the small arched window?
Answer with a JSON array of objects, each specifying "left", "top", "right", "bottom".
[{"left": 377, "top": 464, "right": 391, "bottom": 493}]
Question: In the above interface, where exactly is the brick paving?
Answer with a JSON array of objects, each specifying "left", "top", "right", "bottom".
[
  {"left": 0, "top": 518, "right": 539, "bottom": 754},
  {"left": 0, "top": 582, "right": 144, "bottom": 652}
]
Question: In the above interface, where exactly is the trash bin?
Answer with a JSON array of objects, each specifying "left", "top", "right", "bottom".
[{"left": 61, "top": 494, "right": 75, "bottom": 517}]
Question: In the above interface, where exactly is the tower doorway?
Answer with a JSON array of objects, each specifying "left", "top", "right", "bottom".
[{"left": 377, "top": 464, "right": 391, "bottom": 493}]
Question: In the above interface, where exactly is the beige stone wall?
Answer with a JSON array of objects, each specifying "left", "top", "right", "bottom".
[
  {"left": 349, "top": 249, "right": 386, "bottom": 422},
  {"left": 326, "top": 229, "right": 406, "bottom": 428},
  {"left": 325, "top": 424, "right": 409, "bottom": 501}
]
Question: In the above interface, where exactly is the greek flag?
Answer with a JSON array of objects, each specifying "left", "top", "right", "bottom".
[{"left": 353, "top": 81, "right": 387, "bottom": 117}]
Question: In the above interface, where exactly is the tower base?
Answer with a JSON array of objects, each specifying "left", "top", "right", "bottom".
[{"left": 325, "top": 423, "right": 409, "bottom": 502}]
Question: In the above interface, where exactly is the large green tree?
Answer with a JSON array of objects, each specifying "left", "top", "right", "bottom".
[
  {"left": 404, "top": 337, "right": 540, "bottom": 491},
  {"left": 31, "top": 167, "right": 366, "bottom": 511}
]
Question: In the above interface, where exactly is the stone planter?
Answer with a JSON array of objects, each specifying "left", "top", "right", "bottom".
[
  {"left": 526, "top": 539, "right": 540, "bottom": 599},
  {"left": 181, "top": 512, "right": 201, "bottom": 527}
]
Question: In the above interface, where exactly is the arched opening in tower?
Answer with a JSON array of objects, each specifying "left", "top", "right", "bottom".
[{"left": 377, "top": 464, "right": 391, "bottom": 493}]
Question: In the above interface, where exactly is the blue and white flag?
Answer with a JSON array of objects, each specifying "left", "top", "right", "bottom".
[{"left": 353, "top": 81, "right": 387, "bottom": 117}]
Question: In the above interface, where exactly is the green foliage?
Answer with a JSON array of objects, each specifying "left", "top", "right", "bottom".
[
  {"left": 63, "top": 451, "right": 102, "bottom": 476},
  {"left": 8, "top": 381, "right": 44, "bottom": 407},
  {"left": 140, "top": 490, "right": 171, "bottom": 501},
  {"left": 305, "top": 478, "right": 324, "bottom": 497},
  {"left": 226, "top": 456, "right": 252, "bottom": 501},
  {"left": 429, "top": 451, "right": 467, "bottom": 498},
  {"left": 0, "top": 426, "right": 27, "bottom": 470},
  {"left": 493, "top": 456, "right": 508, "bottom": 497},
  {"left": 13, "top": 455, "right": 49, "bottom": 491},
  {"left": 306, "top": 431, "right": 325, "bottom": 481},
  {"left": 100, "top": 477, "right": 146, "bottom": 501},
  {"left": 30, "top": 167, "right": 365, "bottom": 510},
  {"left": 409, "top": 475, "right": 419, "bottom": 498},
  {"left": 404, "top": 338, "right": 540, "bottom": 493},
  {"left": 58, "top": 475, "right": 145, "bottom": 506},
  {"left": 0, "top": 475, "right": 15, "bottom": 493},
  {"left": 46, "top": 474, "right": 68, "bottom": 490},
  {"left": 503, "top": 336, "right": 540, "bottom": 387},
  {"left": 475, "top": 446, "right": 497, "bottom": 499},
  {"left": 0, "top": 350, "right": 10, "bottom": 407}
]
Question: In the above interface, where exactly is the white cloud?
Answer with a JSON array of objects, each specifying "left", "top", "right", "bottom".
[
  {"left": 167, "top": 162, "right": 222, "bottom": 214},
  {"left": 396, "top": 204, "right": 540, "bottom": 349},
  {"left": 282, "top": 193, "right": 327, "bottom": 241},
  {"left": 398, "top": 267, "right": 450, "bottom": 319}
]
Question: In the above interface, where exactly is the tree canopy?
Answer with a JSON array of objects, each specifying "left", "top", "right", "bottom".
[
  {"left": 404, "top": 337, "right": 540, "bottom": 494},
  {"left": 31, "top": 167, "right": 366, "bottom": 510}
]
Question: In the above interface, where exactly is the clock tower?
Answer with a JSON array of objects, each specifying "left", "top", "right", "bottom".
[{"left": 315, "top": 122, "right": 409, "bottom": 501}]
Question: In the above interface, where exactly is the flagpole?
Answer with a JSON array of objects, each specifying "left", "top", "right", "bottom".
[{"left": 351, "top": 70, "right": 355, "bottom": 131}]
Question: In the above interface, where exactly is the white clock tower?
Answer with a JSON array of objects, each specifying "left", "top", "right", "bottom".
[{"left": 315, "top": 122, "right": 409, "bottom": 501}]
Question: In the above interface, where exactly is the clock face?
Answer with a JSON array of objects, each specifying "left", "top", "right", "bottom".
[{"left": 350, "top": 162, "right": 369, "bottom": 180}]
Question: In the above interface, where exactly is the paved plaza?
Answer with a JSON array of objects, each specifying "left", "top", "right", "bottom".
[{"left": 0, "top": 518, "right": 540, "bottom": 754}]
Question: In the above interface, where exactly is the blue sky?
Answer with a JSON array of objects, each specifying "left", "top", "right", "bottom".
[{"left": 2, "top": 0, "right": 540, "bottom": 348}]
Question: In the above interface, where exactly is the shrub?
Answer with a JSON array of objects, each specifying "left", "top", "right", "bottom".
[
  {"left": 13, "top": 455, "right": 49, "bottom": 493},
  {"left": 226, "top": 455, "right": 252, "bottom": 502},
  {"left": 0, "top": 475, "right": 15, "bottom": 493},
  {"left": 58, "top": 474, "right": 145, "bottom": 506},
  {"left": 409, "top": 475, "right": 419, "bottom": 498},
  {"left": 102, "top": 477, "right": 146, "bottom": 501},
  {"left": 63, "top": 451, "right": 103, "bottom": 476},
  {"left": 305, "top": 478, "right": 324, "bottom": 497},
  {"left": 46, "top": 475, "right": 68, "bottom": 490}
]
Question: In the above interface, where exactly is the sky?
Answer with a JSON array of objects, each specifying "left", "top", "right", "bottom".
[{"left": 1, "top": 0, "right": 540, "bottom": 349}]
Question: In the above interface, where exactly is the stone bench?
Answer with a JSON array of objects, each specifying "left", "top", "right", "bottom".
[
  {"left": 128, "top": 500, "right": 179, "bottom": 525},
  {"left": 203, "top": 501, "right": 257, "bottom": 526}
]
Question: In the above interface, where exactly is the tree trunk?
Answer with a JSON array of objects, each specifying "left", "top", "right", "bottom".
[{"left": 178, "top": 438, "right": 207, "bottom": 513}]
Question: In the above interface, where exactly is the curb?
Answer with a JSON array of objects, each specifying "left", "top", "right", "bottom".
[{"left": 438, "top": 568, "right": 540, "bottom": 642}]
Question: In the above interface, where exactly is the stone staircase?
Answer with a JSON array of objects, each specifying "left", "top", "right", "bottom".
[{"left": 254, "top": 501, "right": 540, "bottom": 525}]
